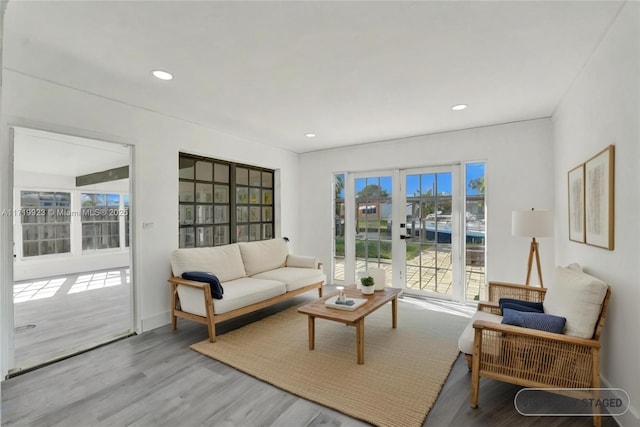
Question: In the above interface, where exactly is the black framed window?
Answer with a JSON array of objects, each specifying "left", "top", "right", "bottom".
[{"left": 179, "top": 153, "right": 274, "bottom": 248}]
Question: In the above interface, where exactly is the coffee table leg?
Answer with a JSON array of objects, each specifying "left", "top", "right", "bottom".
[
  {"left": 392, "top": 296, "right": 398, "bottom": 329},
  {"left": 308, "top": 315, "right": 315, "bottom": 350},
  {"left": 356, "top": 319, "right": 364, "bottom": 364}
]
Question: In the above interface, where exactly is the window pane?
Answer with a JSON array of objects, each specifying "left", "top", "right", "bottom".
[
  {"left": 196, "top": 226, "right": 213, "bottom": 246},
  {"left": 262, "top": 189, "right": 272, "bottom": 205},
  {"left": 237, "top": 225, "right": 248, "bottom": 242},
  {"left": 237, "top": 206, "right": 248, "bottom": 223},
  {"left": 21, "top": 191, "right": 39, "bottom": 207},
  {"left": 196, "top": 205, "right": 213, "bottom": 224},
  {"left": 180, "top": 205, "right": 195, "bottom": 225},
  {"left": 179, "top": 182, "right": 194, "bottom": 202},
  {"left": 214, "top": 185, "right": 229, "bottom": 203},
  {"left": 214, "top": 226, "right": 229, "bottom": 246},
  {"left": 214, "top": 163, "right": 229, "bottom": 183},
  {"left": 249, "top": 188, "right": 260, "bottom": 204},
  {"left": 236, "top": 167, "right": 248, "bottom": 185},
  {"left": 236, "top": 187, "right": 248, "bottom": 204},
  {"left": 195, "top": 183, "right": 213, "bottom": 203},
  {"left": 180, "top": 228, "right": 195, "bottom": 248},
  {"left": 214, "top": 206, "right": 228, "bottom": 224},
  {"left": 249, "top": 224, "right": 261, "bottom": 241},
  {"left": 179, "top": 157, "right": 195, "bottom": 179},
  {"left": 196, "top": 160, "right": 213, "bottom": 181},
  {"left": 39, "top": 192, "right": 54, "bottom": 207},
  {"left": 249, "top": 170, "right": 261, "bottom": 187},
  {"left": 262, "top": 171, "right": 273, "bottom": 188}
]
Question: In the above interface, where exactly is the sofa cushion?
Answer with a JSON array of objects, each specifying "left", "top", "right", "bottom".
[
  {"left": 458, "top": 310, "right": 503, "bottom": 355},
  {"left": 286, "top": 254, "right": 319, "bottom": 269},
  {"left": 543, "top": 266, "right": 607, "bottom": 338},
  {"left": 252, "top": 267, "right": 326, "bottom": 292},
  {"left": 213, "top": 278, "right": 286, "bottom": 314},
  {"left": 171, "top": 244, "right": 246, "bottom": 282},
  {"left": 502, "top": 308, "right": 566, "bottom": 334},
  {"left": 182, "top": 271, "right": 224, "bottom": 299},
  {"left": 239, "top": 239, "right": 289, "bottom": 276}
]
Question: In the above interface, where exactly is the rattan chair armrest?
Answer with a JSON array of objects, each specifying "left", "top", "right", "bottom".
[
  {"left": 472, "top": 320, "right": 601, "bottom": 348},
  {"left": 487, "top": 281, "right": 547, "bottom": 303},
  {"left": 477, "top": 301, "right": 501, "bottom": 314},
  {"left": 167, "top": 276, "right": 209, "bottom": 290}
]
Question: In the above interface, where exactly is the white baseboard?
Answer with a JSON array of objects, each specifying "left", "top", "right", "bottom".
[
  {"left": 141, "top": 310, "right": 170, "bottom": 332},
  {"left": 601, "top": 375, "right": 639, "bottom": 427}
]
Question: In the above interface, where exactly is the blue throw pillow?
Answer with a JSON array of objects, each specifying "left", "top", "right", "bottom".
[
  {"left": 501, "top": 308, "right": 566, "bottom": 334},
  {"left": 499, "top": 298, "right": 543, "bottom": 313},
  {"left": 182, "top": 272, "right": 224, "bottom": 300}
]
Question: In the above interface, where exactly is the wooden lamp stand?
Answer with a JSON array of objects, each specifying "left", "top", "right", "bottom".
[{"left": 525, "top": 237, "right": 543, "bottom": 287}]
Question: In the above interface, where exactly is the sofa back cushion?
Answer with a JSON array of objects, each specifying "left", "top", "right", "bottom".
[
  {"left": 239, "top": 238, "right": 289, "bottom": 276},
  {"left": 171, "top": 244, "right": 246, "bottom": 282},
  {"left": 543, "top": 266, "right": 608, "bottom": 339}
]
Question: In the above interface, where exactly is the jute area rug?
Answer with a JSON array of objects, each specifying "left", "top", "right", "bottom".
[{"left": 191, "top": 298, "right": 468, "bottom": 427}]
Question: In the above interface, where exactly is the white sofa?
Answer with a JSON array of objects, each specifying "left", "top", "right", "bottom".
[{"left": 169, "top": 238, "right": 325, "bottom": 342}]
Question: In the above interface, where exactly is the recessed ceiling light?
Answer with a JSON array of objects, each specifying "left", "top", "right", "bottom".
[
  {"left": 451, "top": 104, "right": 468, "bottom": 111},
  {"left": 305, "top": 133, "right": 317, "bottom": 138},
  {"left": 152, "top": 70, "right": 173, "bottom": 81}
]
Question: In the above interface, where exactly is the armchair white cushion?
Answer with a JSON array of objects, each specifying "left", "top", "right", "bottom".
[{"left": 543, "top": 266, "right": 608, "bottom": 338}]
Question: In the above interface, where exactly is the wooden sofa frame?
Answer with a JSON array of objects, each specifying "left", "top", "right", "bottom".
[
  {"left": 466, "top": 281, "right": 611, "bottom": 427},
  {"left": 169, "top": 264, "right": 323, "bottom": 343}
]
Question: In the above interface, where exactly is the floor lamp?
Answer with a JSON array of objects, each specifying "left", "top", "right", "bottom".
[{"left": 512, "top": 209, "right": 553, "bottom": 287}]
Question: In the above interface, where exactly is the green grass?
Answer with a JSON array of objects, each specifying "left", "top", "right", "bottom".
[{"left": 334, "top": 238, "right": 423, "bottom": 260}]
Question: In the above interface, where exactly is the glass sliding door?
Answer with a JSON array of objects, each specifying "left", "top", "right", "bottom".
[
  {"left": 333, "top": 173, "right": 345, "bottom": 282},
  {"left": 353, "top": 174, "right": 393, "bottom": 285},
  {"left": 464, "top": 162, "right": 486, "bottom": 301},
  {"left": 332, "top": 164, "right": 484, "bottom": 304},
  {"left": 403, "top": 167, "right": 458, "bottom": 299}
]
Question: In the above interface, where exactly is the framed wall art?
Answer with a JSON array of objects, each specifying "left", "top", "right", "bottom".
[
  {"left": 567, "top": 164, "right": 585, "bottom": 243},
  {"left": 584, "top": 145, "right": 615, "bottom": 250}
]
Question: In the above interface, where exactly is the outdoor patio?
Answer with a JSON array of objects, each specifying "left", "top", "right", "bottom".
[{"left": 333, "top": 249, "right": 485, "bottom": 302}]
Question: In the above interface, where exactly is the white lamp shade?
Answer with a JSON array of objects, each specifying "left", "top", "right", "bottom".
[{"left": 512, "top": 210, "right": 553, "bottom": 238}]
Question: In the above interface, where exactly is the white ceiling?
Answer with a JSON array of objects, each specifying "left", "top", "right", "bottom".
[
  {"left": 4, "top": 1, "right": 625, "bottom": 154},
  {"left": 13, "top": 127, "right": 129, "bottom": 177}
]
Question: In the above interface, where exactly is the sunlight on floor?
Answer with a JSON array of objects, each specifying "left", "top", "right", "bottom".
[
  {"left": 401, "top": 294, "right": 475, "bottom": 318},
  {"left": 13, "top": 278, "right": 67, "bottom": 303},
  {"left": 68, "top": 269, "right": 128, "bottom": 294}
]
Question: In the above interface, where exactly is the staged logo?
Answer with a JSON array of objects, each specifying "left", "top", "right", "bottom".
[{"left": 514, "top": 388, "right": 630, "bottom": 417}]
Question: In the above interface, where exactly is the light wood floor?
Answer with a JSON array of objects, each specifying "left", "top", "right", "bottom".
[
  {"left": 2, "top": 288, "right": 617, "bottom": 427},
  {"left": 12, "top": 267, "right": 132, "bottom": 374}
]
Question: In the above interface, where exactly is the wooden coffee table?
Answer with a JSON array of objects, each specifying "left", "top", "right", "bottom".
[{"left": 297, "top": 287, "right": 402, "bottom": 364}]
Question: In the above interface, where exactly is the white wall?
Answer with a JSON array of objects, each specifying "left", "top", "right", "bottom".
[
  {"left": 298, "top": 118, "right": 555, "bottom": 286},
  {"left": 0, "top": 70, "right": 301, "bottom": 376},
  {"left": 553, "top": 3, "right": 639, "bottom": 425},
  {"left": 12, "top": 171, "right": 130, "bottom": 281}
]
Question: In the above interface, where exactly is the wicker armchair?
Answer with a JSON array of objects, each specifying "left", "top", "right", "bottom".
[{"left": 467, "top": 280, "right": 611, "bottom": 427}]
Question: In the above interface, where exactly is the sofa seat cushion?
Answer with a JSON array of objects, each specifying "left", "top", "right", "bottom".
[
  {"left": 213, "top": 278, "right": 287, "bottom": 315},
  {"left": 252, "top": 267, "right": 326, "bottom": 292},
  {"left": 543, "top": 266, "right": 608, "bottom": 338},
  {"left": 239, "top": 239, "right": 289, "bottom": 276},
  {"left": 458, "top": 310, "right": 503, "bottom": 355},
  {"left": 171, "top": 244, "right": 246, "bottom": 282}
]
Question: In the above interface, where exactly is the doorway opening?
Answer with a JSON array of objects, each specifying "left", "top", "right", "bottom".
[{"left": 9, "top": 127, "right": 134, "bottom": 375}]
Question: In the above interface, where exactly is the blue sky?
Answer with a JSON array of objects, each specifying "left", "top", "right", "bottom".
[{"left": 343, "top": 162, "right": 485, "bottom": 198}]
